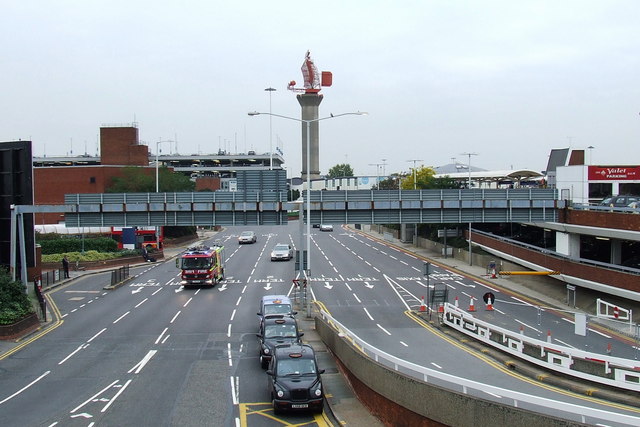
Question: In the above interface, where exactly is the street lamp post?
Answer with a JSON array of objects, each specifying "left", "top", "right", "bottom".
[
  {"left": 155, "top": 139, "right": 172, "bottom": 249},
  {"left": 461, "top": 152, "right": 478, "bottom": 266},
  {"left": 407, "top": 159, "right": 423, "bottom": 244},
  {"left": 248, "top": 111, "right": 367, "bottom": 297},
  {"left": 265, "top": 87, "right": 276, "bottom": 170}
]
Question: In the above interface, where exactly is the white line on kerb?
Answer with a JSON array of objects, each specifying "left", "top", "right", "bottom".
[{"left": 0, "top": 371, "right": 50, "bottom": 405}]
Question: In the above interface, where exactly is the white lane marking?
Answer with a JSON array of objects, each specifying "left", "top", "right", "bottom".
[
  {"left": 227, "top": 324, "right": 232, "bottom": 338},
  {"left": 228, "top": 343, "right": 233, "bottom": 367},
  {"left": 352, "top": 293, "right": 362, "bottom": 304},
  {"left": 59, "top": 344, "right": 88, "bottom": 365},
  {"left": 554, "top": 339, "right": 575, "bottom": 348},
  {"left": 101, "top": 379, "right": 132, "bottom": 413},
  {"left": 194, "top": 289, "right": 201, "bottom": 295},
  {"left": 128, "top": 350, "right": 157, "bottom": 374},
  {"left": 70, "top": 380, "right": 119, "bottom": 413},
  {"left": 113, "top": 311, "right": 130, "bottom": 324},
  {"left": 230, "top": 309, "right": 237, "bottom": 321},
  {"left": 152, "top": 287, "right": 162, "bottom": 296},
  {"left": 344, "top": 283, "right": 352, "bottom": 291},
  {"left": 363, "top": 307, "right": 374, "bottom": 320},
  {"left": 236, "top": 296, "right": 242, "bottom": 306},
  {"left": 561, "top": 318, "right": 611, "bottom": 338},
  {"left": 87, "top": 328, "right": 107, "bottom": 343},
  {"left": 155, "top": 327, "right": 168, "bottom": 344},
  {"left": 400, "top": 260, "right": 408, "bottom": 265},
  {"left": 0, "top": 370, "right": 50, "bottom": 405},
  {"left": 377, "top": 324, "right": 391, "bottom": 335},
  {"left": 400, "top": 341, "right": 408, "bottom": 347},
  {"left": 71, "top": 308, "right": 78, "bottom": 313},
  {"left": 183, "top": 297, "right": 193, "bottom": 307},
  {"left": 511, "top": 296, "right": 535, "bottom": 306},
  {"left": 62, "top": 313, "right": 68, "bottom": 318},
  {"left": 170, "top": 311, "right": 181, "bottom": 324},
  {"left": 431, "top": 362, "right": 442, "bottom": 369},
  {"left": 230, "top": 376, "right": 239, "bottom": 405},
  {"left": 161, "top": 334, "right": 170, "bottom": 344},
  {"left": 389, "top": 255, "right": 397, "bottom": 260},
  {"left": 135, "top": 298, "right": 148, "bottom": 308}
]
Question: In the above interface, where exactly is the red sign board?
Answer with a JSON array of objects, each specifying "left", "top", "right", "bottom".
[{"left": 588, "top": 166, "right": 640, "bottom": 181}]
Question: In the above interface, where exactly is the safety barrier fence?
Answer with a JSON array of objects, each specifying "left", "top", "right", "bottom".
[
  {"left": 442, "top": 302, "right": 640, "bottom": 392},
  {"left": 110, "top": 265, "right": 130, "bottom": 286},
  {"left": 317, "top": 309, "right": 640, "bottom": 426}
]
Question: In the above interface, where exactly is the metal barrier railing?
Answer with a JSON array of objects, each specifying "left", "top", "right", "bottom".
[{"left": 110, "top": 265, "right": 130, "bottom": 286}]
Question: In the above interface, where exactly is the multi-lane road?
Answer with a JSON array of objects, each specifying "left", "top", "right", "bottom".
[{"left": 1, "top": 223, "right": 639, "bottom": 426}]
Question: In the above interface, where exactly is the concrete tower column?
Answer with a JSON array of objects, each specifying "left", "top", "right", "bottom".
[{"left": 297, "top": 93, "right": 323, "bottom": 180}]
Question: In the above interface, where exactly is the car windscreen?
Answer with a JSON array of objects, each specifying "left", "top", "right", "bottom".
[
  {"left": 264, "top": 324, "right": 297, "bottom": 338},
  {"left": 273, "top": 245, "right": 289, "bottom": 251},
  {"left": 264, "top": 304, "right": 291, "bottom": 315},
  {"left": 277, "top": 358, "right": 316, "bottom": 375}
]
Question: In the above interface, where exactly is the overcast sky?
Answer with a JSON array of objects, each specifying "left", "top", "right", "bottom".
[{"left": 2, "top": 1, "right": 638, "bottom": 178}]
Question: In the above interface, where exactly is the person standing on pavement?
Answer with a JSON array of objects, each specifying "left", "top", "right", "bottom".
[{"left": 62, "top": 255, "right": 70, "bottom": 278}]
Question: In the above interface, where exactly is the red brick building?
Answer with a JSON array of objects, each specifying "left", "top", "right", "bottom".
[{"left": 34, "top": 125, "right": 153, "bottom": 224}]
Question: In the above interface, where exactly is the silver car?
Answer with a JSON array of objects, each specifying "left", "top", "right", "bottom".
[
  {"left": 270, "top": 243, "right": 293, "bottom": 261},
  {"left": 319, "top": 224, "right": 333, "bottom": 232},
  {"left": 238, "top": 231, "right": 257, "bottom": 244}
]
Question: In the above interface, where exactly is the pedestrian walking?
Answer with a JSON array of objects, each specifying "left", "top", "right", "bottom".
[{"left": 62, "top": 255, "right": 70, "bottom": 278}]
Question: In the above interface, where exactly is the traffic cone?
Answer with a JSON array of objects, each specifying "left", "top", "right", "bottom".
[
  {"left": 454, "top": 296, "right": 459, "bottom": 308},
  {"left": 438, "top": 303, "right": 444, "bottom": 313},
  {"left": 491, "top": 268, "right": 497, "bottom": 279},
  {"left": 519, "top": 325, "right": 524, "bottom": 335},
  {"left": 486, "top": 298, "right": 494, "bottom": 311},
  {"left": 468, "top": 297, "right": 476, "bottom": 312},
  {"left": 419, "top": 296, "right": 426, "bottom": 312},
  {"left": 547, "top": 330, "right": 552, "bottom": 343}
]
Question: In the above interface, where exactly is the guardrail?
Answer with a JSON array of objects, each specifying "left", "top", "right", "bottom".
[
  {"left": 442, "top": 302, "right": 640, "bottom": 392},
  {"left": 317, "top": 309, "right": 640, "bottom": 426},
  {"left": 110, "top": 265, "right": 130, "bottom": 286}
]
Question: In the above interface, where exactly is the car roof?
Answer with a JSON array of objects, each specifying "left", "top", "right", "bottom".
[
  {"left": 273, "top": 343, "right": 315, "bottom": 360},
  {"left": 262, "top": 315, "right": 297, "bottom": 326},
  {"left": 240, "top": 231, "right": 255, "bottom": 235},
  {"left": 273, "top": 243, "right": 290, "bottom": 248},
  {"left": 261, "top": 295, "right": 291, "bottom": 304}
]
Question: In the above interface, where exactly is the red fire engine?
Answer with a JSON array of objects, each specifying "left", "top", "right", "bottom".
[{"left": 178, "top": 245, "right": 225, "bottom": 287}]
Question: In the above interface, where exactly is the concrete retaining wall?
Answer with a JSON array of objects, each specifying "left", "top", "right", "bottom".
[{"left": 315, "top": 316, "right": 586, "bottom": 427}]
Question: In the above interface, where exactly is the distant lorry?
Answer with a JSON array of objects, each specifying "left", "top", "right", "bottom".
[{"left": 177, "top": 245, "right": 225, "bottom": 286}]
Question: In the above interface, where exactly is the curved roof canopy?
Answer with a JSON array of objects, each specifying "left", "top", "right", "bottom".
[{"left": 435, "top": 169, "right": 544, "bottom": 182}]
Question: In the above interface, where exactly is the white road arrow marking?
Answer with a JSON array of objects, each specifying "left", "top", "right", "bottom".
[
  {"left": 175, "top": 286, "right": 183, "bottom": 293},
  {"left": 264, "top": 282, "right": 272, "bottom": 290},
  {"left": 364, "top": 281, "right": 374, "bottom": 289},
  {"left": 218, "top": 284, "right": 228, "bottom": 292},
  {"left": 324, "top": 281, "right": 333, "bottom": 290},
  {"left": 131, "top": 288, "right": 142, "bottom": 294}
]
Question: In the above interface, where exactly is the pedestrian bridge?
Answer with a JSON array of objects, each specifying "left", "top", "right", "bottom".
[{"left": 60, "top": 188, "right": 564, "bottom": 227}]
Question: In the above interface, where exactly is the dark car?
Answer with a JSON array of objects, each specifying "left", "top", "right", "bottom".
[
  {"left": 257, "top": 316, "right": 303, "bottom": 369},
  {"left": 599, "top": 195, "right": 639, "bottom": 208},
  {"left": 266, "top": 343, "right": 325, "bottom": 414}
]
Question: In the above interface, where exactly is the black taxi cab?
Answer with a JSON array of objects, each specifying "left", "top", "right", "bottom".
[
  {"left": 257, "top": 315, "right": 303, "bottom": 369},
  {"left": 266, "top": 343, "right": 325, "bottom": 414}
]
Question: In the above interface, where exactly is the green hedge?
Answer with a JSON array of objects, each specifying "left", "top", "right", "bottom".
[
  {"left": 41, "top": 250, "right": 139, "bottom": 263},
  {"left": 37, "top": 236, "right": 118, "bottom": 255},
  {"left": 0, "top": 268, "right": 34, "bottom": 325}
]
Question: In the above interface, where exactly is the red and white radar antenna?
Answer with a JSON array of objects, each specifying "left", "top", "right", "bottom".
[{"left": 287, "top": 50, "right": 333, "bottom": 94}]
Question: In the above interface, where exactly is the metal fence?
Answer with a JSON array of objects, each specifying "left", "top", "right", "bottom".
[{"left": 110, "top": 265, "right": 130, "bottom": 286}]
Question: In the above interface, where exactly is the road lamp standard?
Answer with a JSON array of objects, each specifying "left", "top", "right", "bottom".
[
  {"left": 265, "top": 87, "right": 276, "bottom": 170},
  {"left": 461, "top": 152, "right": 478, "bottom": 266},
  {"left": 248, "top": 111, "right": 367, "bottom": 286},
  {"left": 155, "top": 139, "right": 172, "bottom": 249}
]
